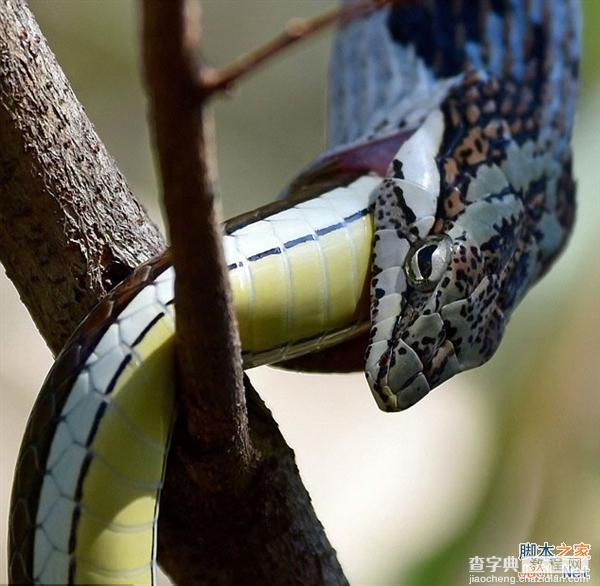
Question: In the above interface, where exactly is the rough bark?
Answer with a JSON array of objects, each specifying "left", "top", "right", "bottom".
[
  {"left": 0, "top": 0, "right": 165, "bottom": 354},
  {"left": 1, "top": 0, "right": 348, "bottom": 584},
  {"left": 159, "top": 378, "right": 348, "bottom": 586}
]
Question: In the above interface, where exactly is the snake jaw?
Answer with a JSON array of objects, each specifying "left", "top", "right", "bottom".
[
  {"left": 386, "top": 373, "right": 431, "bottom": 412},
  {"left": 366, "top": 332, "right": 430, "bottom": 412},
  {"left": 365, "top": 235, "right": 496, "bottom": 412}
]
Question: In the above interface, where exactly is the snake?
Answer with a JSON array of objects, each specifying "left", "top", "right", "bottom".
[{"left": 8, "top": 1, "right": 580, "bottom": 584}]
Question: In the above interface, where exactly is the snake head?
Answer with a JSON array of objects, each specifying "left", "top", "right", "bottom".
[
  {"left": 366, "top": 223, "right": 511, "bottom": 412},
  {"left": 393, "top": 234, "right": 510, "bottom": 407},
  {"left": 365, "top": 108, "right": 531, "bottom": 412}
]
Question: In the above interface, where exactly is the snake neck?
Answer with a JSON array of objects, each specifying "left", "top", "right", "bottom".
[
  {"left": 331, "top": 0, "right": 579, "bottom": 314},
  {"left": 329, "top": 0, "right": 580, "bottom": 153}
]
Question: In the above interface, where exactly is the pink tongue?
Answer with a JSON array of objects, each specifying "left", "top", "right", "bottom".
[
  {"left": 323, "top": 128, "right": 417, "bottom": 176},
  {"left": 279, "top": 128, "right": 417, "bottom": 201}
]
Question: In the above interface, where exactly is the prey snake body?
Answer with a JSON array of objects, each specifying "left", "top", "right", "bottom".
[{"left": 9, "top": 1, "right": 580, "bottom": 584}]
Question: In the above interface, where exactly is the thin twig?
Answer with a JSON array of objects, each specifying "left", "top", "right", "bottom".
[
  {"left": 140, "top": 1, "right": 350, "bottom": 582},
  {"left": 141, "top": 0, "right": 252, "bottom": 468},
  {"left": 200, "top": 0, "right": 397, "bottom": 94}
]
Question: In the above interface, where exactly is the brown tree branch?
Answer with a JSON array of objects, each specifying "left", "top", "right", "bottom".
[
  {"left": 158, "top": 378, "right": 349, "bottom": 586},
  {"left": 141, "top": 0, "right": 252, "bottom": 475},
  {"left": 0, "top": 0, "right": 165, "bottom": 354},
  {"left": 140, "top": 1, "right": 348, "bottom": 583},
  {"left": 200, "top": 0, "right": 396, "bottom": 94}
]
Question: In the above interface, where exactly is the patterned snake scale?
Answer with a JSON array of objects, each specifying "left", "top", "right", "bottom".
[{"left": 9, "top": 1, "right": 580, "bottom": 584}]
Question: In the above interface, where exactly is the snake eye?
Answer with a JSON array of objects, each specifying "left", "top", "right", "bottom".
[{"left": 405, "top": 235, "right": 452, "bottom": 291}]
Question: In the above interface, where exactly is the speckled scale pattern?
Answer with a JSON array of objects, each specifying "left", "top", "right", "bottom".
[{"left": 354, "top": 0, "right": 579, "bottom": 411}]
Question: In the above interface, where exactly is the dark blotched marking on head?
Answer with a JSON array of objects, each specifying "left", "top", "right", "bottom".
[
  {"left": 393, "top": 186, "right": 417, "bottom": 224},
  {"left": 392, "top": 159, "right": 404, "bottom": 179}
]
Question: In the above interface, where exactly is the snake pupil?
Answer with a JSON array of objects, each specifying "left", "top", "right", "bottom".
[
  {"left": 405, "top": 234, "right": 453, "bottom": 291},
  {"left": 416, "top": 244, "right": 436, "bottom": 279}
]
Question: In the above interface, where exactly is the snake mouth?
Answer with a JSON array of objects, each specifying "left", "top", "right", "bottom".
[
  {"left": 385, "top": 338, "right": 460, "bottom": 412},
  {"left": 370, "top": 336, "right": 429, "bottom": 412},
  {"left": 372, "top": 311, "right": 463, "bottom": 413},
  {"left": 384, "top": 371, "right": 430, "bottom": 411}
]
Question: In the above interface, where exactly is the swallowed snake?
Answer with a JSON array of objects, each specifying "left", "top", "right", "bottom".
[{"left": 9, "top": 1, "right": 579, "bottom": 584}]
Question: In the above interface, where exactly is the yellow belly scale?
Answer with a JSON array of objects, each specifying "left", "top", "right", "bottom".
[{"left": 27, "top": 174, "right": 378, "bottom": 585}]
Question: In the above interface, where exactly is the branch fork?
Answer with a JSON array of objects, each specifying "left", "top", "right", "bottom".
[{"left": 0, "top": 0, "right": 397, "bottom": 582}]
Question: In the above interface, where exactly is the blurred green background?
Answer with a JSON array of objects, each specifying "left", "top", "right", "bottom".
[{"left": 1, "top": 2, "right": 598, "bottom": 584}]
